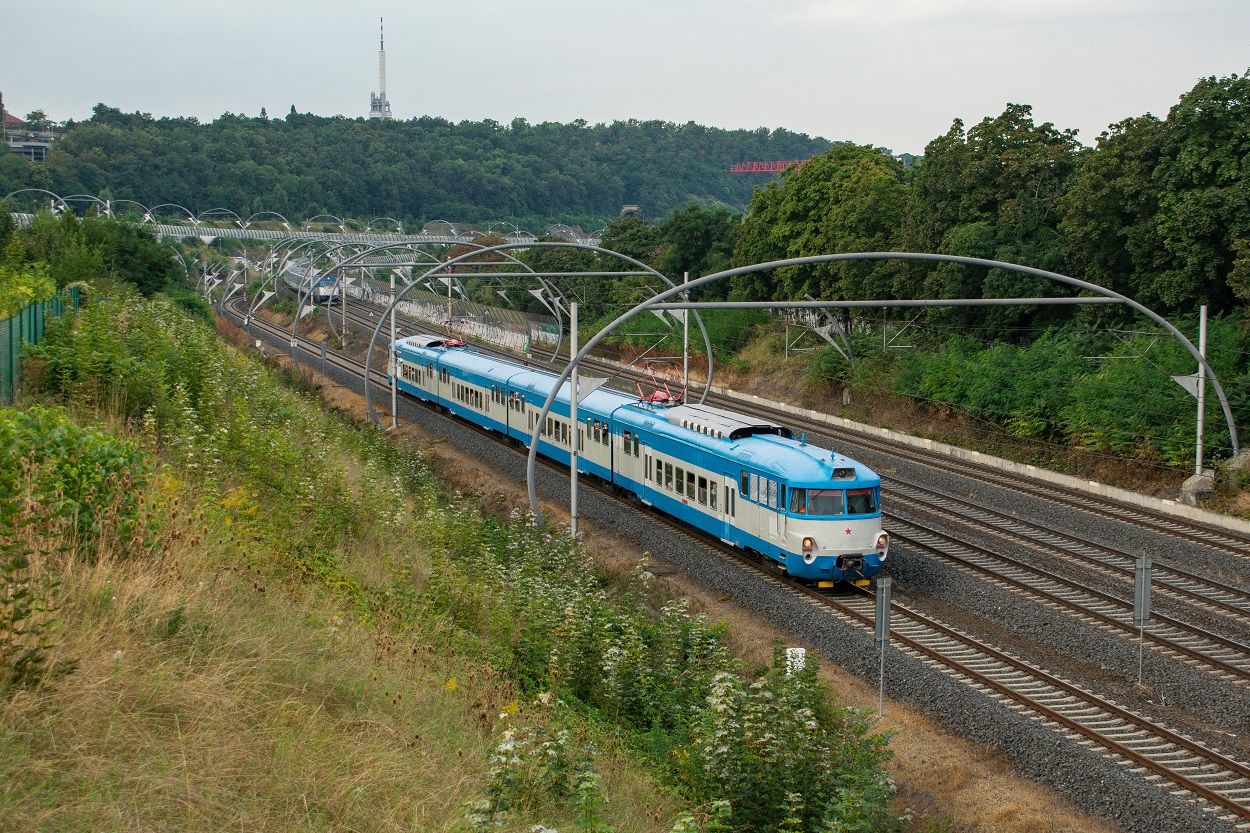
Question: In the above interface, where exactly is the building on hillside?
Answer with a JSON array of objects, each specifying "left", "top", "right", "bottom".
[{"left": 1, "top": 91, "right": 59, "bottom": 162}]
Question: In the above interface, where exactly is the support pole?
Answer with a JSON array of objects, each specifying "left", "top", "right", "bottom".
[
  {"left": 682, "top": 271, "right": 690, "bottom": 399},
  {"left": 390, "top": 271, "right": 398, "bottom": 430},
  {"left": 570, "top": 302, "right": 579, "bottom": 541},
  {"left": 1196, "top": 304, "right": 1208, "bottom": 477}
]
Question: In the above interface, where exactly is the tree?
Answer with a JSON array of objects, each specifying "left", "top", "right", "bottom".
[
  {"left": 656, "top": 203, "right": 739, "bottom": 290},
  {"left": 731, "top": 144, "right": 908, "bottom": 304},
  {"left": 1152, "top": 71, "right": 1250, "bottom": 311},
  {"left": 1059, "top": 115, "right": 1165, "bottom": 310}
]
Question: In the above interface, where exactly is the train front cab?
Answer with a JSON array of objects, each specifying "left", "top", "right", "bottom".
[{"left": 781, "top": 483, "right": 888, "bottom": 587}]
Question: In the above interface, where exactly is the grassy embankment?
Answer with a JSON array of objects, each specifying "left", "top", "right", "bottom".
[{"left": 1, "top": 287, "right": 903, "bottom": 833}]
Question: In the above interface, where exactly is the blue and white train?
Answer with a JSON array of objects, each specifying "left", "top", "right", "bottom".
[
  {"left": 282, "top": 259, "right": 339, "bottom": 303},
  {"left": 392, "top": 335, "right": 889, "bottom": 586}
]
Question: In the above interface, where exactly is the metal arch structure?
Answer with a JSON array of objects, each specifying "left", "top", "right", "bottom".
[
  {"left": 367, "top": 216, "right": 404, "bottom": 234},
  {"left": 4, "top": 188, "right": 69, "bottom": 214},
  {"left": 524, "top": 252, "right": 1243, "bottom": 527},
  {"left": 272, "top": 238, "right": 552, "bottom": 350},
  {"left": 243, "top": 237, "right": 336, "bottom": 324},
  {"left": 303, "top": 214, "right": 347, "bottom": 232},
  {"left": 197, "top": 207, "right": 244, "bottom": 228},
  {"left": 422, "top": 219, "right": 460, "bottom": 237},
  {"left": 109, "top": 198, "right": 152, "bottom": 219},
  {"left": 357, "top": 240, "right": 717, "bottom": 427},
  {"left": 147, "top": 203, "right": 198, "bottom": 225},
  {"left": 244, "top": 211, "right": 293, "bottom": 231},
  {"left": 325, "top": 238, "right": 568, "bottom": 341},
  {"left": 61, "top": 194, "right": 111, "bottom": 216}
]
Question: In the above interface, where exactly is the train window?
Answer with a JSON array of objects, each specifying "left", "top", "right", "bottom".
[
  {"left": 602, "top": 426, "right": 609, "bottom": 446},
  {"left": 789, "top": 489, "right": 807, "bottom": 514},
  {"left": 656, "top": 459, "right": 663, "bottom": 483},
  {"left": 687, "top": 471, "right": 696, "bottom": 497},
  {"left": 765, "top": 479, "right": 775, "bottom": 508},
  {"left": 740, "top": 471, "right": 749, "bottom": 496},
  {"left": 847, "top": 488, "right": 877, "bottom": 514},
  {"left": 631, "top": 434, "right": 640, "bottom": 457},
  {"left": 750, "top": 474, "right": 759, "bottom": 503},
  {"left": 664, "top": 463, "right": 673, "bottom": 489},
  {"left": 727, "top": 487, "right": 734, "bottom": 517},
  {"left": 807, "top": 489, "right": 844, "bottom": 516},
  {"left": 675, "top": 467, "right": 685, "bottom": 495},
  {"left": 698, "top": 476, "right": 707, "bottom": 505},
  {"left": 709, "top": 482, "right": 717, "bottom": 510},
  {"left": 623, "top": 430, "right": 631, "bottom": 450},
  {"left": 779, "top": 485, "right": 786, "bottom": 510}
]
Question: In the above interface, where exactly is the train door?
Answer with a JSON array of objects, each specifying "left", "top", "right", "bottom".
[
  {"left": 722, "top": 476, "right": 737, "bottom": 543},
  {"left": 768, "top": 483, "right": 786, "bottom": 542},
  {"left": 616, "top": 429, "right": 643, "bottom": 488}
]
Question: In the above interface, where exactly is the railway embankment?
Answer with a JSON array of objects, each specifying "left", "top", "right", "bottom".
[{"left": 2, "top": 288, "right": 918, "bottom": 833}]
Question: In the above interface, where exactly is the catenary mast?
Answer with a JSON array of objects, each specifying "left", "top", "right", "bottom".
[{"left": 368, "top": 17, "right": 392, "bottom": 119}]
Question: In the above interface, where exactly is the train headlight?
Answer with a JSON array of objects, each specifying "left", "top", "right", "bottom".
[
  {"left": 876, "top": 533, "right": 890, "bottom": 552},
  {"left": 802, "top": 537, "right": 816, "bottom": 564}
]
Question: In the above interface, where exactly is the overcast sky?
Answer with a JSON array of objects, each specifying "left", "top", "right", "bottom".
[{"left": 4, "top": 1, "right": 1247, "bottom": 154}]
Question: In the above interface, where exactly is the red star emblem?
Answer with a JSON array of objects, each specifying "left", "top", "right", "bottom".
[{"left": 844, "top": 528, "right": 852, "bottom": 535}]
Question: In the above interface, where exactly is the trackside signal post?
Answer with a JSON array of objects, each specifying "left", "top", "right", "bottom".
[
  {"left": 1134, "top": 555, "right": 1153, "bottom": 686},
  {"left": 875, "top": 577, "right": 892, "bottom": 716}
]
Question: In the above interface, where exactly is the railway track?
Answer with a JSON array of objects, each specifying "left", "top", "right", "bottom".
[
  {"left": 304, "top": 297, "right": 1250, "bottom": 665},
  {"left": 376, "top": 295, "right": 1250, "bottom": 562},
  {"left": 885, "top": 476, "right": 1250, "bottom": 622},
  {"left": 224, "top": 296, "right": 1250, "bottom": 828}
]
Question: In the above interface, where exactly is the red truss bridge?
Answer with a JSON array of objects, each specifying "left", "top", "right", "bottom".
[{"left": 729, "top": 159, "right": 810, "bottom": 173}]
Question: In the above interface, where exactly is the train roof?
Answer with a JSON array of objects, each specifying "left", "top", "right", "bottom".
[
  {"left": 614, "top": 404, "right": 876, "bottom": 487},
  {"left": 392, "top": 338, "right": 877, "bottom": 487}
]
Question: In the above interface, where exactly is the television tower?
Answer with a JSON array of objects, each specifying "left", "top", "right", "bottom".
[{"left": 369, "top": 17, "right": 392, "bottom": 120}]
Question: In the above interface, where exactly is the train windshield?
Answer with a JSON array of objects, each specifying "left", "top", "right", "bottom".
[
  {"left": 846, "top": 487, "right": 878, "bottom": 515},
  {"left": 789, "top": 488, "right": 844, "bottom": 516}
]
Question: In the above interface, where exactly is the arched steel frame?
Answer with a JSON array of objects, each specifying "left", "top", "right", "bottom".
[
  {"left": 357, "top": 241, "right": 715, "bottom": 426},
  {"left": 197, "top": 208, "right": 244, "bottom": 227},
  {"left": 109, "top": 199, "right": 151, "bottom": 218},
  {"left": 61, "top": 194, "right": 110, "bottom": 215},
  {"left": 4, "top": 188, "right": 69, "bottom": 213},
  {"left": 367, "top": 216, "right": 404, "bottom": 234},
  {"left": 523, "top": 252, "right": 1243, "bottom": 526},
  {"left": 147, "top": 203, "right": 198, "bottom": 225},
  {"left": 244, "top": 211, "right": 293, "bottom": 230},
  {"left": 303, "top": 214, "right": 346, "bottom": 231}
]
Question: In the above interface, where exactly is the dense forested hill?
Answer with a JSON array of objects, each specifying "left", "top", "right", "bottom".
[{"left": 0, "top": 106, "right": 831, "bottom": 227}]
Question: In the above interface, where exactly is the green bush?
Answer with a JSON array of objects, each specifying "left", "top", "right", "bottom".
[
  {"left": 0, "top": 262, "right": 56, "bottom": 319},
  {"left": 0, "top": 405, "right": 147, "bottom": 555},
  {"left": 0, "top": 405, "right": 143, "bottom": 694}
]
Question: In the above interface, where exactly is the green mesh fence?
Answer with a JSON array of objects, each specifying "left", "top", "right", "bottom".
[{"left": 0, "top": 287, "right": 79, "bottom": 405}]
